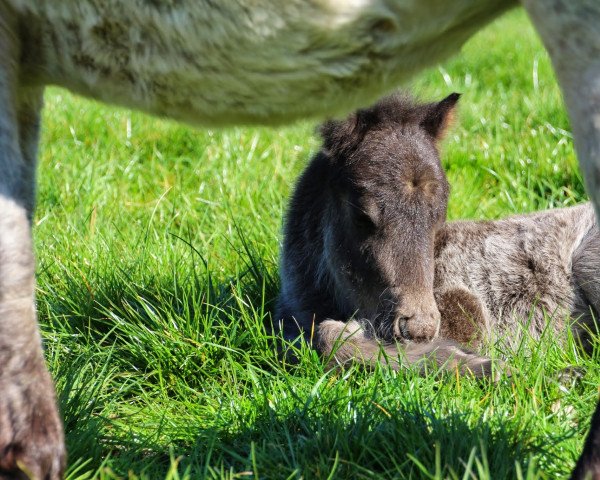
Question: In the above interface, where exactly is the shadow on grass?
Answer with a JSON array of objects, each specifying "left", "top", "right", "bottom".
[{"left": 71, "top": 399, "right": 559, "bottom": 479}]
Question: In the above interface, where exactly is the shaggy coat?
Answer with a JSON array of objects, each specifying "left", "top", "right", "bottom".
[
  {"left": 276, "top": 95, "right": 455, "bottom": 343},
  {"left": 434, "top": 203, "right": 598, "bottom": 348},
  {"left": 277, "top": 95, "right": 599, "bottom": 366}
]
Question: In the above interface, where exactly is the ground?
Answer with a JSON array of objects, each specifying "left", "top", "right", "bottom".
[{"left": 36, "top": 10, "right": 598, "bottom": 480}]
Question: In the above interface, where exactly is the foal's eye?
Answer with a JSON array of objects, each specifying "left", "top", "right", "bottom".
[{"left": 354, "top": 210, "right": 377, "bottom": 233}]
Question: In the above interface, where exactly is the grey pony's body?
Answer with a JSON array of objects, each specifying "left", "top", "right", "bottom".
[
  {"left": 2, "top": 0, "right": 600, "bottom": 478},
  {"left": 433, "top": 203, "right": 598, "bottom": 348}
]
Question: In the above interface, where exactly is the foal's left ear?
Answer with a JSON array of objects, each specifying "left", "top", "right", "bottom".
[{"left": 420, "top": 93, "right": 461, "bottom": 140}]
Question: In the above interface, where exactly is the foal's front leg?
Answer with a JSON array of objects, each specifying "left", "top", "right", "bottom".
[
  {"left": 318, "top": 320, "right": 496, "bottom": 378},
  {"left": 0, "top": 14, "right": 65, "bottom": 479}
]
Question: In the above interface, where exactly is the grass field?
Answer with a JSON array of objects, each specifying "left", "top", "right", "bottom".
[{"left": 36, "top": 9, "right": 599, "bottom": 479}]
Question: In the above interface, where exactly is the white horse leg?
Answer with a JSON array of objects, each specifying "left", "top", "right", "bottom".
[
  {"left": 0, "top": 7, "right": 64, "bottom": 479},
  {"left": 523, "top": 0, "right": 600, "bottom": 216}
]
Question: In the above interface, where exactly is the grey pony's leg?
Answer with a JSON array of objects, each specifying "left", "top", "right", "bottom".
[
  {"left": 572, "top": 226, "right": 600, "bottom": 348},
  {"left": 0, "top": 8, "right": 65, "bottom": 480},
  {"left": 570, "top": 398, "right": 600, "bottom": 480},
  {"left": 522, "top": 1, "right": 600, "bottom": 215},
  {"left": 16, "top": 88, "right": 43, "bottom": 219}
]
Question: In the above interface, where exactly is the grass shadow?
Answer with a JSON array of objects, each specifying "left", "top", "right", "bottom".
[{"left": 89, "top": 397, "right": 561, "bottom": 479}]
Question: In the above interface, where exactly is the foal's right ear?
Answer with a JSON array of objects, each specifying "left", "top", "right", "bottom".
[
  {"left": 319, "top": 119, "right": 345, "bottom": 153},
  {"left": 420, "top": 93, "right": 461, "bottom": 140},
  {"left": 319, "top": 114, "right": 363, "bottom": 156}
]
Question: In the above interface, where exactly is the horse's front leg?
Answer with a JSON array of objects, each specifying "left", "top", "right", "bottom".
[
  {"left": 523, "top": 0, "right": 600, "bottom": 217},
  {"left": 0, "top": 10, "right": 65, "bottom": 479}
]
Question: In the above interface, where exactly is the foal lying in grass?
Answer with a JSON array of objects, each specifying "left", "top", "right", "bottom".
[{"left": 275, "top": 93, "right": 599, "bottom": 376}]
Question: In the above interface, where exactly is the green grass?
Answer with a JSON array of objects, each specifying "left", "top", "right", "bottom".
[{"left": 36, "top": 9, "right": 598, "bottom": 479}]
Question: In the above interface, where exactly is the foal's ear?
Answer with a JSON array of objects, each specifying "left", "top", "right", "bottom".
[
  {"left": 319, "top": 118, "right": 350, "bottom": 153},
  {"left": 319, "top": 113, "right": 364, "bottom": 155},
  {"left": 420, "top": 93, "right": 461, "bottom": 140}
]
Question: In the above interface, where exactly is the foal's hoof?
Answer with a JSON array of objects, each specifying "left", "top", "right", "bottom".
[
  {"left": 461, "top": 358, "right": 511, "bottom": 382},
  {"left": 0, "top": 362, "right": 65, "bottom": 480},
  {"left": 557, "top": 365, "right": 585, "bottom": 390}
]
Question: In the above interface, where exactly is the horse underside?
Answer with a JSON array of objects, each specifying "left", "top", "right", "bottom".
[{"left": 9, "top": 0, "right": 515, "bottom": 125}]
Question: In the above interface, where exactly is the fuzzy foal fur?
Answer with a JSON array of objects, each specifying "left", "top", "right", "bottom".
[
  {"left": 2, "top": 0, "right": 600, "bottom": 478},
  {"left": 277, "top": 94, "right": 600, "bottom": 360},
  {"left": 276, "top": 94, "right": 457, "bottom": 348},
  {"left": 277, "top": 94, "right": 600, "bottom": 477}
]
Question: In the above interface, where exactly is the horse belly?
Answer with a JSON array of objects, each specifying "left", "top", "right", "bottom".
[{"left": 13, "top": 0, "right": 515, "bottom": 125}]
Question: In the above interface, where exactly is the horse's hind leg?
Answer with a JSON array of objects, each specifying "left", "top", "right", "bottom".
[
  {"left": 0, "top": 7, "right": 65, "bottom": 479},
  {"left": 522, "top": 1, "right": 600, "bottom": 218},
  {"left": 572, "top": 226, "right": 600, "bottom": 349},
  {"left": 570, "top": 398, "right": 600, "bottom": 480}
]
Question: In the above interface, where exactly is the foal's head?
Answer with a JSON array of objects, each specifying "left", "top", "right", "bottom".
[{"left": 319, "top": 93, "right": 458, "bottom": 342}]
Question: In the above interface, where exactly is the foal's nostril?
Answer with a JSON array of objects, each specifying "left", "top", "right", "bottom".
[
  {"left": 395, "top": 311, "right": 440, "bottom": 342},
  {"left": 393, "top": 316, "right": 410, "bottom": 339}
]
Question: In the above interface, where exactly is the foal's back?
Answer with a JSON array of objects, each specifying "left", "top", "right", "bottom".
[{"left": 435, "top": 202, "right": 599, "bottom": 347}]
